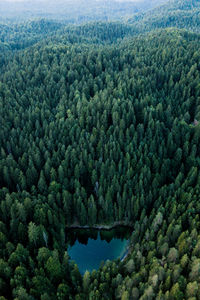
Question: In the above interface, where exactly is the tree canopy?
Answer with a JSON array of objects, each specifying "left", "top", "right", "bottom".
[{"left": 1, "top": 1, "right": 200, "bottom": 298}]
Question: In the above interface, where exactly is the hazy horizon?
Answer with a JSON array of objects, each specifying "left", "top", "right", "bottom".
[
  {"left": 1, "top": 0, "right": 162, "bottom": 2},
  {"left": 0, "top": 0, "right": 168, "bottom": 22}
]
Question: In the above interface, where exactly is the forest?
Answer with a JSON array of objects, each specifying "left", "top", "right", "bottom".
[
  {"left": 1, "top": 0, "right": 200, "bottom": 299},
  {"left": 129, "top": 0, "right": 200, "bottom": 33}
]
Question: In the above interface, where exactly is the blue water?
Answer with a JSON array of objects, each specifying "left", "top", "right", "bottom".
[{"left": 68, "top": 232, "right": 129, "bottom": 274}]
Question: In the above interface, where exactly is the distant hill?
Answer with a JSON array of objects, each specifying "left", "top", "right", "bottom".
[
  {"left": 0, "top": 0, "right": 168, "bottom": 22},
  {"left": 0, "top": 20, "right": 65, "bottom": 51},
  {"left": 128, "top": 0, "right": 200, "bottom": 33},
  {"left": 167, "top": 0, "right": 200, "bottom": 10}
]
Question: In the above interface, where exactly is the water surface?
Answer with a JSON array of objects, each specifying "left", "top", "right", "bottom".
[{"left": 67, "top": 227, "right": 131, "bottom": 274}]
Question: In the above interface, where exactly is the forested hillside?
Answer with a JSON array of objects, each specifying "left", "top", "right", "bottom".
[
  {"left": 1, "top": 23, "right": 200, "bottom": 298},
  {"left": 129, "top": 0, "right": 200, "bottom": 33},
  {"left": 1, "top": 0, "right": 200, "bottom": 299}
]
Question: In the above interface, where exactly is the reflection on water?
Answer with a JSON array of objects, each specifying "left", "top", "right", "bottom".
[{"left": 66, "top": 226, "right": 132, "bottom": 274}]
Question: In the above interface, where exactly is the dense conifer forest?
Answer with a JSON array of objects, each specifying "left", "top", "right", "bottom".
[
  {"left": 1, "top": 0, "right": 200, "bottom": 299},
  {"left": 129, "top": 0, "right": 200, "bottom": 33}
]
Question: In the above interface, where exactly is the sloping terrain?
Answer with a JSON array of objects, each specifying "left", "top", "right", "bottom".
[
  {"left": 0, "top": 26, "right": 200, "bottom": 298},
  {"left": 129, "top": 0, "right": 200, "bottom": 33}
]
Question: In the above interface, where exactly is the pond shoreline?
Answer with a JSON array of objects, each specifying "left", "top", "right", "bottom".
[
  {"left": 66, "top": 221, "right": 133, "bottom": 231},
  {"left": 121, "top": 243, "right": 133, "bottom": 262}
]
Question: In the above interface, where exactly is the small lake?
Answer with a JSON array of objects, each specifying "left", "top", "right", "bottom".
[{"left": 66, "top": 226, "right": 132, "bottom": 274}]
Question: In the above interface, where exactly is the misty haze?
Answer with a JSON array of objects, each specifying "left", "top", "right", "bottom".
[{"left": 0, "top": 0, "right": 167, "bottom": 21}]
